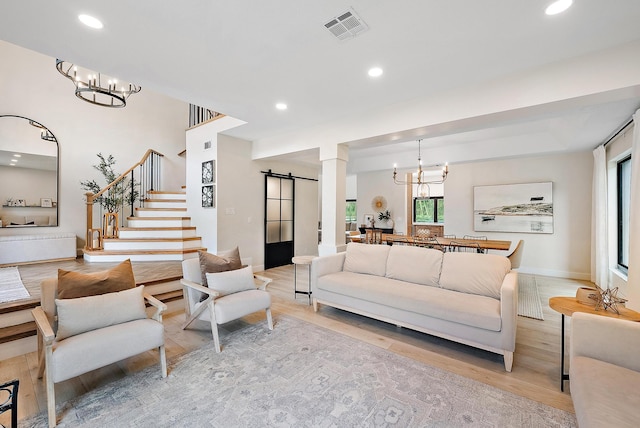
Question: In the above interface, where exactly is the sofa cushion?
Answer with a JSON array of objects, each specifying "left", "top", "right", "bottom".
[
  {"left": 343, "top": 242, "right": 391, "bottom": 277},
  {"left": 317, "top": 271, "right": 501, "bottom": 331},
  {"left": 198, "top": 247, "right": 243, "bottom": 287},
  {"left": 439, "top": 253, "right": 511, "bottom": 299},
  {"left": 570, "top": 356, "right": 640, "bottom": 428},
  {"left": 55, "top": 285, "right": 147, "bottom": 340},
  {"left": 386, "top": 245, "right": 443, "bottom": 287},
  {"left": 205, "top": 265, "right": 255, "bottom": 297},
  {"left": 57, "top": 259, "right": 136, "bottom": 299}
]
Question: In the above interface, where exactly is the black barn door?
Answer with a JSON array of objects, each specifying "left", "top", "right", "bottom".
[{"left": 264, "top": 175, "right": 294, "bottom": 269}]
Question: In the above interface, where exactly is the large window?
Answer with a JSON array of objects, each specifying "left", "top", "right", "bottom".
[
  {"left": 346, "top": 199, "right": 357, "bottom": 222},
  {"left": 414, "top": 197, "right": 444, "bottom": 223},
  {"left": 617, "top": 155, "right": 631, "bottom": 273}
]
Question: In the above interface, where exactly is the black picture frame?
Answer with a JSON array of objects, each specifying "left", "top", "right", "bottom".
[{"left": 202, "top": 185, "right": 215, "bottom": 208}]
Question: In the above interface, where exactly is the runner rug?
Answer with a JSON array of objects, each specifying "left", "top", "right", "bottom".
[
  {"left": 0, "top": 266, "right": 30, "bottom": 304},
  {"left": 22, "top": 315, "right": 574, "bottom": 427},
  {"left": 518, "top": 274, "right": 545, "bottom": 320}
]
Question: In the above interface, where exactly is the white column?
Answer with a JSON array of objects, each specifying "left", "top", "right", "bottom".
[{"left": 318, "top": 143, "right": 348, "bottom": 256}]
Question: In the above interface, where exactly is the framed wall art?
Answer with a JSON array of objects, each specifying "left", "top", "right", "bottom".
[
  {"left": 202, "top": 185, "right": 215, "bottom": 208},
  {"left": 40, "top": 198, "right": 53, "bottom": 207},
  {"left": 473, "top": 182, "right": 553, "bottom": 234},
  {"left": 202, "top": 160, "right": 215, "bottom": 184}
]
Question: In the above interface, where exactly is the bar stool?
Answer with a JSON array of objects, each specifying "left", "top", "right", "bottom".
[{"left": 292, "top": 256, "right": 315, "bottom": 304}]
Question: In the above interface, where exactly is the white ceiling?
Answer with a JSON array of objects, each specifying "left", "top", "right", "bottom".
[{"left": 1, "top": 1, "right": 640, "bottom": 172}]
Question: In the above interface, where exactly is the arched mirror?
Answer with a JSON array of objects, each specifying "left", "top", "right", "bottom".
[{"left": 0, "top": 115, "right": 59, "bottom": 228}]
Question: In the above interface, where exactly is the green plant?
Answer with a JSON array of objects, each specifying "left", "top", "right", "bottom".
[
  {"left": 80, "top": 153, "right": 139, "bottom": 213},
  {"left": 378, "top": 210, "right": 391, "bottom": 221}
]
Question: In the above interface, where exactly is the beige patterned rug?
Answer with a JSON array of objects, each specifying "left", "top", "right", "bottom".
[
  {"left": 0, "top": 266, "right": 30, "bottom": 303},
  {"left": 22, "top": 315, "right": 573, "bottom": 427},
  {"left": 518, "top": 274, "right": 545, "bottom": 320}
]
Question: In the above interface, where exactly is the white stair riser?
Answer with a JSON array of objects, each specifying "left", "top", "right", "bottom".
[
  {"left": 0, "top": 309, "right": 34, "bottom": 329},
  {"left": 127, "top": 219, "right": 191, "bottom": 228},
  {"left": 119, "top": 230, "right": 197, "bottom": 239},
  {"left": 147, "top": 192, "right": 185, "bottom": 200},
  {"left": 135, "top": 209, "right": 187, "bottom": 218},
  {"left": 144, "top": 201, "right": 187, "bottom": 209},
  {"left": 103, "top": 240, "right": 202, "bottom": 251},
  {"left": 84, "top": 252, "right": 198, "bottom": 262}
]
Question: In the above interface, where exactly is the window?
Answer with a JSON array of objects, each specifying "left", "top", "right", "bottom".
[
  {"left": 414, "top": 197, "right": 444, "bottom": 223},
  {"left": 346, "top": 199, "right": 357, "bottom": 222},
  {"left": 617, "top": 155, "right": 631, "bottom": 273}
]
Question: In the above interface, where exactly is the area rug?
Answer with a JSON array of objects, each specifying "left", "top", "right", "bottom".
[
  {"left": 21, "top": 316, "right": 574, "bottom": 427},
  {"left": 0, "top": 266, "right": 30, "bottom": 303},
  {"left": 518, "top": 274, "right": 545, "bottom": 320}
]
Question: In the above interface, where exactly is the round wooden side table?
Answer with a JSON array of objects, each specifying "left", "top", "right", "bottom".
[{"left": 549, "top": 296, "right": 640, "bottom": 391}]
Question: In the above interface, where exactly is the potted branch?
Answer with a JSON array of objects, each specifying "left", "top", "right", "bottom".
[
  {"left": 378, "top": 210, "right": 393, "bottom": 229},
  {"left": 81, "top": 153, "right": 139, "bottom": 237}
]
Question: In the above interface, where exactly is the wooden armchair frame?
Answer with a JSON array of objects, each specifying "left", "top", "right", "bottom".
[
  {"left": 180, "top": 274, "right": 273, "bottom": 353},
  {"left": 32, "top": 293, "right": 167, "bottom": 428}
]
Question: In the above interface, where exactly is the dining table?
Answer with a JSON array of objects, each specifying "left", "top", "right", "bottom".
[{"left": 381, "top": 234, "right": 512, "bottom": 251}]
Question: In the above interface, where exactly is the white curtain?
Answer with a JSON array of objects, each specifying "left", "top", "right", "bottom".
[
  {"left": 591, "top": 144, "right": 608, "bottom": 287},
  {"left": 626, "top": 110, "right": 640, "bottom": 310}
]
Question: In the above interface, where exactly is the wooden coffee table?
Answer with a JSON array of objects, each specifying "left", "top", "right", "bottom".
[{"left": 549, "top": 296, "right": 640, "bottom": 391}]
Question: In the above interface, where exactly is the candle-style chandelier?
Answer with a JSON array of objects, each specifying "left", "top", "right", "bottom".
[
  {"left": 392, "top": 139, "right": 449, "bottom": 198},
  {"left": 56, "top": 59, "right": 141, "bottom": 108}
]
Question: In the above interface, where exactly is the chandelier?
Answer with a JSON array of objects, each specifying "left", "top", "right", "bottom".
[
  {"left": 393, "top": 140, "right": 449, "bottom": 198},
  {"left": 56, "top": 59, "right": 141, "bottom": 108}
]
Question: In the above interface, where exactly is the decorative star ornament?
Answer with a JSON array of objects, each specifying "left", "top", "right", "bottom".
[{"left": 593, "top": 285, "right": 627, "bottom": 314}]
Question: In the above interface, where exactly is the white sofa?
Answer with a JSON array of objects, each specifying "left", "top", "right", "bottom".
[
  {"left": 311, "top": 243, "right": 518, "bottom": 371},
  {"left": 570, "top": 312, "right": 640, "bottom": 427}
]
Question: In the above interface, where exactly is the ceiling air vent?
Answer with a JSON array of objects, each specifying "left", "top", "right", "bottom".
[{"left": 324, "top": 8, "right": 368, "bottom": 41}]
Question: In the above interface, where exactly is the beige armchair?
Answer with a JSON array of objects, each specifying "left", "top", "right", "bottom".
[
  {"left": 32, "top": 278, "right": 167, "bottom": 428},
  {"left": 181, "top": 257, "right": 273, "bottom": 352}
]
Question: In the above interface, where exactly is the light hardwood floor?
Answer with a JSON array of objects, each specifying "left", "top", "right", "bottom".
[{"left": 0, "top": 260, "right": 588, "bottom": 425}]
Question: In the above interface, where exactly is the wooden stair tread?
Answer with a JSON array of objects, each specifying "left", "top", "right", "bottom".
[
  {"left": 144, "top": 198, "right": 186, "bottom": 203},
  {"left": 136, "top": 275, "right": 183, "bottom": 287},
  {"left": 0, "top": 299, "right": 39, "bottom": 315},
  {"left": 83, "top": 248, "right": 206, "bottom": 255},
  {"left": 104, "top": 237, "right": 202, "bottom": 242},
  {"left": 120, "top": 227, "right": 196, "bottom": 231},
  {"left": 135, "top": 207, "right": 187, "bottom": 211},
  {"left": 126, "top": 216, "right": 191, "bottom": 220},
  {"left": 148, "top": 191, "right": 185, "bottom": 195},
  {"left": 0, "top": 321, "right": 36, "bottom": 344},
  {"left": 151, "top": 290, "right": 183, "bottom": 304}
]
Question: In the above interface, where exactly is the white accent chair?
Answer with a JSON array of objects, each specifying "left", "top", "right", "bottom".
[
  {"left": 180, "top": 258, "right": 273, "bottom": 352},
  {"left": 32, "top": 280, "right": 167, "bottom": 428}
]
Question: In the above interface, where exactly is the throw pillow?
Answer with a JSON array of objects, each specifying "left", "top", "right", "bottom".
[
  {"left": 58, "top": 259, "right": 136, "bottom": 299},
  {"left": 205, "top": 265, "right": 255, "bottom": 297},
  {"left": 55, "top": 285, "right": 147, "bottom": 340},
  {"left": 198, "top": 247, "right": 242, "bottom": 287}
]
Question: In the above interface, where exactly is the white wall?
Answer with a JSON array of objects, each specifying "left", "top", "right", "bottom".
[
  {"left": 186, "top": 120, "right": 319, "bottom": 270},
  {"left": 355, "top": 151, "right": 593, "bottom": 279},
  {"left": 356, "top": 170, "right": 406, "bottom": 232},
  {"left": 0, "top": 41, "right": 188, "bottom": 250},
  {"left": 445, "top": 152, "right": 593, "bottom": 279},
  {"left": 0, "top": 167, "right": 56, "bottom": 208}
]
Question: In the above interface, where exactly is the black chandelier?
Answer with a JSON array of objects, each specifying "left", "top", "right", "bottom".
[
  {"left": 56, "top": 59, "right": 141, "bottom": 108},
  {"left": 392, "top": 140, "right": 449, "bottom": 198}
]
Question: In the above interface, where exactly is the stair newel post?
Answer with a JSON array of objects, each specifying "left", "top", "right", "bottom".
[{"left": 85, "top": 192, "right": 95, "bottom": 251}]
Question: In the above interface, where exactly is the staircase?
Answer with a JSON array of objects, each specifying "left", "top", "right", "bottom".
[{"left": 83, "top": 190, "right": 206, "bottom": 262}]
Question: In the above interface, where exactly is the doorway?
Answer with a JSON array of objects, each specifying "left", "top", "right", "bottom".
[{"left": 264, "top": 175, "right": 295, "bottom": 269}]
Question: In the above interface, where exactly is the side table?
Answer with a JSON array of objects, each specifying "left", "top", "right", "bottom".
[
  {"left": 292, "top": 255, "right": 315, "bottom": 305},
  {"left": 548, "top": 296, "right": 640, "bottom": 391}
]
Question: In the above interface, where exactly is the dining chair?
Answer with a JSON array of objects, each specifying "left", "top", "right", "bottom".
[
  {"left": 463, "top": 235, "right": 487, "bottom": 253},
  {"left": 443, "top": 234, "right": 457, "bottom": 252},
  {"left": 451, "top": 241, "right": 482, "bottom": 253},
  {"left": 365, "top": 229, "right": 383, "bottom": 244},
  {"left": 507, "top": 239, "right": 524, "bottom": 269}
]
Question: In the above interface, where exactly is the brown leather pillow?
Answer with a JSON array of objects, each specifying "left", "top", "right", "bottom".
[
  {"left": 198, "top": 247, "right": 242, "bottom": 287},
  {"left": 57, "top": 259, "right": 136, "bottom": 299}
]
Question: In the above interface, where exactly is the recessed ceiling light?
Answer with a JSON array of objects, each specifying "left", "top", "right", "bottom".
[
  {"left": 13, "top": 154, "right": 21, "bottom": 157},
  {"left": 78, "top": 14, "right": 104, "bottom": 29},
  {"left": 545, "top": 0, "right": 573, "bottom": 15},
  {"left": 275, "top": 103, "right": 288, "bottom": 111},
  {"left": 368, "top": 67, "right": 383, "bottom": 77}
]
